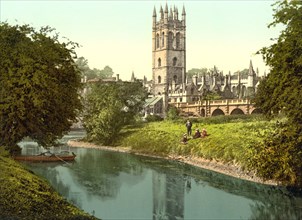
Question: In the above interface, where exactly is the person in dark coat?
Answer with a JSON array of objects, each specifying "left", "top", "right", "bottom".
[
  {"left": 193, "top": 129, "right": 201, "bottom": 139},
  {"left": 185, "top": 119, "right": 192, "bottom": 136}
]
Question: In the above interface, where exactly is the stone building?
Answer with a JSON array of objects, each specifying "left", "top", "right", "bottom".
[
  {"left": 144, "top": 4, "right": 262, "bottom": 117},
  {"left": 152, "top": 4, "right": 186, "bottom": 96}
]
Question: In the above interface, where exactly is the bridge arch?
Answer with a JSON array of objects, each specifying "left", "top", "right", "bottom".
[
  {"left": 212, "top": 108, "right": 225, "bottom": 116},
  {"left": 230, "top": 108, "right": 245, "bottom": 115},
  {"left": 200, "top": 108, "right": 206, "bottom": 117},
  {"left": 251, "top": 108, "right": 262, "bottom": 114}
]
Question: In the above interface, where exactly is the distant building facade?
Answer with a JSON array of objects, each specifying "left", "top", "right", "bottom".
[{"left": 144, "top": 4, "right": 263, "bottom": 117}]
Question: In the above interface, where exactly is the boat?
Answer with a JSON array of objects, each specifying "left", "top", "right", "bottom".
[{"left": 13, "top": 152, "right": 76, "bottom": 162}]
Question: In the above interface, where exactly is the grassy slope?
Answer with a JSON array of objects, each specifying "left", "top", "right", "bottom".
[
  {"left": 0, "top": 149, "right": 95, "bottom": 220},
  {"left": 115, "top": 115, "right": 277, "bottom": 171}
]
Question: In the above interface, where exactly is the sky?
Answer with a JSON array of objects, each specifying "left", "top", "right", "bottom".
[{"left": 0, "top": 0, "right": 281, "bottom": 81}]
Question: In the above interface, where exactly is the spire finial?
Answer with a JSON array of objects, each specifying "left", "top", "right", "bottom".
[
  {"left": 153, "top": 6, "right": 156, "bottom": 17},
  {"left": 182, "top": 4, "right": 186, "bottom": 15},
  {"left": 165, "top": 3, "right": 168, "bottom": 13}
]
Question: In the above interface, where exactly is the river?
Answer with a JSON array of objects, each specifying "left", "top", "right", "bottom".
[{"left": 20, "top": 131, "right": 302, "bottom": 220}]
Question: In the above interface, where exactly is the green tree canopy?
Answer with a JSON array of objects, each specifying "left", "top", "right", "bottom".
[
  {"left": 83, "top": 81, "right": 147, "bottom": 145},
  {"left": 251, "top": 0, "right": 302, "bottom": 186},
  {"left": 0, "top": 23, "right": 82, "bottom": 151},
  {"left": 75, "top": 57, "right": 114, "bottom": 80},
  {"left": 255, "top": 0, "right": 302, "bottom": 125},
  {"left": 187, "top": 68, "right": 208, "bottom": 79}
]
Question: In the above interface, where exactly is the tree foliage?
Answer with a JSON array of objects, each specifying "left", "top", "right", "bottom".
[
  {"left": 255, "top": 0, "right": 302, "bottom": 125},
  {"left": 187, "top": 68, "right": 208, "bottom": 79},
  {"left": 0, "top": 23, "right": 82, "bottom": 151},
  {"left": 83, "top": 81, "right": 147, "bottom": 145},
  {"left": 75, "top": 57, "right": 114, "bottom": 80},
  {"left": 251, "top": 0, "right": 302, "bottom": 186}
]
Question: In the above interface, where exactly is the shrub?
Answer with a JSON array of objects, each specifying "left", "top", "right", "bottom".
[{"left": 145, "top": 114, "right": 163, "bottom": 122}]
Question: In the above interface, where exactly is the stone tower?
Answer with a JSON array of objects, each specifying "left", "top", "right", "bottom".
[{"left": 152, "top": 4, "right": 186, "bottom": 95}]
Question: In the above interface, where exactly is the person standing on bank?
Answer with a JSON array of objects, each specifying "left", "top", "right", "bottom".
[{"left": 185, "top": 119, "right": 192, "bottom": 136}]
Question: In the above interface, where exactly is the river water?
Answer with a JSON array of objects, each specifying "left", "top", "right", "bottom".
[{"left": 20, "top": 131, "right": 302, "bottom": 220}]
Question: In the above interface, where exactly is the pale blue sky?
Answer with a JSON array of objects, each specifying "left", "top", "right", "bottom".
[{"left": 1, "top": 0, "right": 280, "bottom": 80}]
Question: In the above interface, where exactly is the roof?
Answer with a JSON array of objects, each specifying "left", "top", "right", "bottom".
[{"left": 144, "top": 96, "right": 162, "bottom": 107}]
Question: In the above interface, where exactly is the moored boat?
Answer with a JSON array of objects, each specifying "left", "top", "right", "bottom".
[{"left": 13, "top": 152, "right": 76, "bottom": 162}]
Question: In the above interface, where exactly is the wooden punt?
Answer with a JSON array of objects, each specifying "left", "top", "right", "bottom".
[{"left": 13, "top": 152, "right": 76, "bottom": 162}]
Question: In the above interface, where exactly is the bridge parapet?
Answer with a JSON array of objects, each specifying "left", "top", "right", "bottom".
[{"left": 170, "top": 99, "right": 258, "bottom": 117}]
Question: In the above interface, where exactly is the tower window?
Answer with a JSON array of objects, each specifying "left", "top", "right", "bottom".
[
  {"left": 173, "top": 57, "right": 177, "bottom": 66},
  {"left": 173, "top": 75, "right": 177, "bottom": 83},
  {"left": 176, "top": 32, "right": 180, "bottom": 49},
  {"left": 158, "top": 75, "right": 161, "bottom": 83},
  {"left": 168, "top": 32, "right": 173, "bottom": 49},
  {"left": 156, "top": 33, "right": 159, "bottom": 49},
  {"left": 158, "top": 58, "right": 161, "bottom": 67},
  {"left": 162, "top": 32, "right": 165, "bottom": 47}
]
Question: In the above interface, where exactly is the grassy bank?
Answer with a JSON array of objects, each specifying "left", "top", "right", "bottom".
[
  {"left": 113, "top": 115, "right": 280, "bottom": 175},
  {"left": 0, "top": 148, "right": 95, "bottom": 220}
]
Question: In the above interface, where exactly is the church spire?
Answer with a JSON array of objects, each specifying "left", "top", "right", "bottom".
[
  {"left": 160, "top": 5, "right": 164, "bottom": 20},
  {"left": 182, "top": 5, "right": 186, "bottom": 26},
  {"left": 164, "top": 3, "right": 168, "bottom": 23},
  {"left": 153, "top": 6, "right": 157, "bottom": 17},
  {"left": 153, "top": 6, "right": 157, "bottom": 27},
  {"left": 248, "top": 60, "right": 254, "bottom": 76}
]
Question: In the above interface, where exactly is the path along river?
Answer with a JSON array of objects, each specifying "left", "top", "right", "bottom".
[{"left": 19, "top": 130, "right": 302, "bottom": 220}]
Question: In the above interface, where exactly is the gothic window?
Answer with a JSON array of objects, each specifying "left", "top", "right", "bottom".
[
  {"left": 156, "top": 33, "right": 159, "bottom": 49},
  {"left": 162, "top": 32, "right": 165, "bottom": 47},
  {"left": 158, "top": 58, "right": 161, "bottom": 67},
  {"left": 191, "top": 87, "right": 194, "bottom": 95},
  {"left": 158, "top": 75, "right": 161, "bottom": 83},
  {"left": 173, "top": 75, "right": 177, "bottom": 83},
  {"left": 176, "top": 32, "right": 180, "bottom": 49},
  {"left": 168, "top": 32, "right": 173, "bottom": 49},
  {"left": 173, "top": 57, "right": 177, "bottom": 66}
]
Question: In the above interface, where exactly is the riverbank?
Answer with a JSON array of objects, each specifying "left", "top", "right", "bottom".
[
  {"left": 67, "top": 139, "right": 278, "bottom": 186},
  {"left": 0, "top": 148, "right": 96, "bottom": 220}
]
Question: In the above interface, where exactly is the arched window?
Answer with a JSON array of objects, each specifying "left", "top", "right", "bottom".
[
  {"left": 156, "top": 33, "right": 159, "bottom": 49},
  {"left": 158, "top": 58, "right": 161, "bottom": 67},
  {"left": 162, "top": 32, "right": 165, "bottom": 47},
  {"left": 173, "top": 75, "right": 177, "bottom": 84},
  {"left": 173, "top": 57, "right": 177, "bottom": 66},
  {"left": 168, "top": 32, "right": 173, "bottom": 49},
  {"left": 176, "top": 32, "right": 180, "bottom": 49},
  {"left": 158, "top": 75, "right": 161, "bottom": 83}
]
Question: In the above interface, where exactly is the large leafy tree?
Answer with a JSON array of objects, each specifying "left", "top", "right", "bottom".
[
  {"left": 83, "top": 81, "right": 147, "bottom": 145},
  {"left": 255, "top": 0, "right": 302, "bottom": 124},
  {"left": 0, "top": 23, "right": 82, "bottom": 152},
  {"left": 251, "top": 1, "right": 302, "bottom": 186}
]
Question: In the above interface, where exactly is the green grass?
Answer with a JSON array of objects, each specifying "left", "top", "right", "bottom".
[
  {"left": 114, "top": 115, "right": 278, "bottom": 171},
  {"left": 0, "top": 148, "right": 96, "bottom": 220}
]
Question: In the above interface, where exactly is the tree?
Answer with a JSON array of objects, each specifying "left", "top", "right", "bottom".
[
  {"left": 0, "top": 23, "right": 82, "bottom": 152},
  {"left": 255, "top": 0, "right": 302, "bottom": 125},
  {"left": 75, "top": 56, "right": 97, "bottom": 80},
  {"left": 75, "top": 58, "right": 114, "bottom": 80},
  {"left": 99, "top": 66, "right": 114, "bottom": 79},
  {"left": 83, "top": 81, "right": 147, "bottom": 145},
  {"left": 251, "top": 1, "right": 302, "bottom": 186},
  {"left": 187, "top": 68, "right": 208, "bottom": 79}
]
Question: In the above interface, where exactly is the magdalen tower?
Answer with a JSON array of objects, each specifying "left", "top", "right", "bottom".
[{"left": 152, "top": 4, "right": 186, "bottom": 95}]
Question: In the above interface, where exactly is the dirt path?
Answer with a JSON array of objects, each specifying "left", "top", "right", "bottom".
[{"left": 67, "top": 140, "right": 278, "bottom": 186}]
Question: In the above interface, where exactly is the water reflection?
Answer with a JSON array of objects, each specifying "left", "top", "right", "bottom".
[{"left": 20, "top": 132, "right": 302, "bottom": 220}]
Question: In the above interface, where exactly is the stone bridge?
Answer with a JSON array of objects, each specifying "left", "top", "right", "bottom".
[{"left": 170, "top": 99, "right": 261, "bottom": 117}]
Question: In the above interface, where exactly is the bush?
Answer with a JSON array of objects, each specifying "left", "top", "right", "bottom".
[
  {"left": 166, "top": 106, "right": 180, "bottom": 121},
  {"left": 246, "top": 122, "right": 302, "bottom": 186},
  {"left": 145, "top": 114, "right": 163, "bottom": 122}
]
